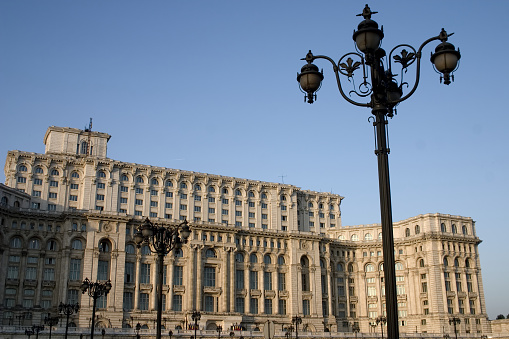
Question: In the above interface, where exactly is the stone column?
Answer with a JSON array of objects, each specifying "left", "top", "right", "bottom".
[
  {"left": 229, "top": 249, "right": 235, "bottom": 312},
  {"left": 196, "top": 246, "right": 203, "bottom": 311}
]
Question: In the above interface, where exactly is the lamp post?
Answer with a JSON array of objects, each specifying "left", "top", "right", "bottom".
[
  {"left": 217, "top": 325, "right": 223, "bottom": 339},
  {"left": 285, "top": 325, "right": 294, "bottom": 339},
  {"left": 25, "top": 328, "right": 35, "bottom": 339},
  {"left": 169, "top": 330, "right": 174, "bottom": 339},
  {"left": 134, "top": 217, "right": 191, "bottom": 339},
  {"left": 44, "top": 313, "right": 59, "bottom": 339},
  {"left": 81, "top": 278, "right": 112, "bottom": 339},
  {"left": 135, "top": 323, "right": 141, "bottom": 339},
  {"left": 191, "top": 311, "right": 201, "bottom": 339},
  {"left": 352, "top": 323, "right": 360, "bottom": 338},
  {"left": 376, "top": 316, "right": 387, "bottom": 339},
  {"left": 449, "top": 317, "right": 461, "bottom": 339},
  {"left": 291, "top": 316, "right": 302, "bottom": 339},
  {"left": 297, "top": 5, "right": 460, "bottom": 339},
  {"left": 32, "top": 325, "right": 44, "bottom": 339},
  {"left": 59, "top": 302, "right": 80, "bottom": 339}
]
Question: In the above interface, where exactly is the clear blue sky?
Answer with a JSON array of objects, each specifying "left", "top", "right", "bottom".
[{"left": 1, "top": 0, "right": 508, "bottom": 319}]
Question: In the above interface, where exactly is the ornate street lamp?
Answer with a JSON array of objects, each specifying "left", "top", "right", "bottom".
[
  {"left": 169, "top": 330, "right": 174, "bottom": 339},
  {"left": 297, "top": 5, "right": 460, "bottom": 339},
  {"left": 352, "top": 323, "right": 360, "bottom": 338},
  {"left": 134, "top": 217, "right": 191, "bottom": 339},
  {"left": 291, "top": 316, "right": 302, "bottom": 339},
  {"left": 32, "top": 325, "right": 44, "bottom": 339},
  {"left": 449, "top": 317, "right": 461, "bottom": 339},
  {"left": 44, "top": 313, "right": 59, "bottom": 339},
  {"left": 25, "top": 328, "right": 35, "bottom": 339},
  {"left": 135, "top": 322, "right": 141, "bottom": 339},
  {"left": 217, "top": 325, "right": 223, "bottom": 339},
  {"left": 376, "top": 316, "right": 387, "bottom": 339},
  {"left": 285, "top": 325, "right": 294, "bottom": 339},
  {"left": 59, "top": 302, "right": 80, "bottom": 339},
  {"left": 191, "top": 311, "right": 201, "bottom": 339},
  {"left": 81, "top": 278, "right": 112, "bottom": 339}
]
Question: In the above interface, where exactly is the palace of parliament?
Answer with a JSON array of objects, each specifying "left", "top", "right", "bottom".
[{"left": 0, "top": 126, "right": 491, "bottom": 336}]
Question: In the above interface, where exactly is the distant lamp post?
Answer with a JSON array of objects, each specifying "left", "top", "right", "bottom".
[
  {"left": 449, "top": 317, "right": 461, "bottom": 339},
  {"left": 134, "top": 217, "right": 191, "bottom": 339},
  {"left": 376, "top": 316, "right": 387, "bottom": 339},
  {"left": 44, "top": 313, "right": 59, "bottom": 339},
  {"left": 169, "top": 330, "right": 174, "bottom": 339},
  {"left": 291, "top": 316, "right": 302, "bottom": 339},
  {"left": 217, "top": 325, "right": 223, "bottom": 339},
  {"left": 297, "top": 6, "right": 460, "bottom": 339},
  {"left": 32, "top": 325, "right": 44, "bottom": 339},
  {"left": 81, "top": 278, "right": 112, "bottom": 339},
  {"left": 352, "top": 323, "right": 360, "bottom": 338},
  {"left": 25, "top": 328, "right": 35, "bottom": 339},
  {"left": 229, "top": 331, "right": 235, "bottom": 337},
  {"left": 191, "top": 311, "right": 201, "bottom": 339},
  {"left": 59, "top": 302, "right": 80, "bottom": 339},
  {"left": 135, "top": 323, "right": 141, "bottom": 339},
  {"left": 285, "top": 325, "right": 294, "bottom": 339}
]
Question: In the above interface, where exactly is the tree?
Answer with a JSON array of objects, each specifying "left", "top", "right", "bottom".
[{"left": 496, "top": 314, "right": 505, "bottom": 320}]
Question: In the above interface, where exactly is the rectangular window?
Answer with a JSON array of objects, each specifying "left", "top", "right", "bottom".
[
  {"left": 422, "top": 282, "right": 428, "bottom": 293},
  {"left": 151, "top": 190, "right": 158, "bottom": 196},
  {"left": 97, "top": 183, "right": 105, "bottom": 189},
  {"left": 250, "top": 270, "right": 258, "bottom": 289},
  {"left": 261, "top": 203, "right": 267, "bottom": 209},
  {"left": 235, "top": 221, "right": 242, "bottom": 227},
  {"left": 120, "top": 186, "right": 128, "bottom": 192},
  {"left": 67, "top": 290, "right": 78, "bottom": 304},
  {"left": 204, "top": 295, "right": 214, "bottom": 312},
  {"left": 69, "top": 195, "right": 78, "bottom": 201},
  {"left": 249, "top": 222, "right": 255, "bottom": 228},
  {"left": 49, "top": 180, "right": 58, "bottom": 187},
  {"left": 279, "top": 299, "right": 287, "bottom": 315},
  {"left": 43, "top": 268, "right": 55, "bottom": 281},
  {"left": 204, "top": 267, "right": 216, "bottom": 287},
  {"left": 33, "top": 190, "right": 41, "bottom": 197},
  {"left": 180, "top": 204, "right": 187, "bottom": 210},
  {"left": 180, "top": 193, "right": 187, "bottom": 200},
  {"left": 141, "top": 264, "right": 151, "bottom": 284},
  {"left": 396, "top": 285, "right": 405, "bottom": 295},
  {"left": 235, "top": 297, "right": 245, "bottom": 313},
  {"left": 303, "top": 299, "right": 310, "bottom": 315},
  {"left": 222, "top": 198, "right": 229, "bottom": 204},
  {"left": 265, "top": 298, "right": 273, "bottom": 314},
  {"left": 150, "top": 201, "right": 158, "bottom": 207},
  {"left": 262, "top": 224, "right": 268, "bottom": 229},
  {"left": 194, "top": 206, "right": 201, "bottom": 212},
  {"left": 235, "top": 211, "right": 242, "bottom": 216},
  {"left": 249, "top": 202, "right": 255, "bottom": 207},
  {"left": 236, "top": 270, "right": 244, "bottom": 289},
  {"left": 208, "top": 208, "right": 215, "bottom": 214},
  {"left": 264, "top": 272, "right": 273, "bottom": 290},
  {"left": 250, "top": 298, "right": 258, "bottom": 314},
  {"left": 309, "top": 211, "right": 314, "bottom": 217},
  {"left": 139, "top": 293, "right": 149, "bottom": 310},
  {"left": 194, "top": 195, "right": 201, "bottom": 201},
  {"left": 165, "top": 202, "right": 173, "bottom": 209},
  {"left": 69, "top": 259, "right": 81, "bottom": 281},
  {"left": 124, "top": 262, "right": 135, "bottom": 283},
  {"left": 48, "top": 204, "right": 56, "bottom": 211},
  {"left": 135, "top": 188, "right": 143, "bottom": 194},
  {"left": 166, "top": 192, "right": 173, "bottom": 198},
  {"left": 281, "top": 215, "right": 287, "bottom": 221},
  {"left": 135, "top": 211, "right": 142, "bottom": 216},
  {"left": 120, "top": 197, "right": 128, "bottom": 204},
  {"left": 17, "top": 177, "right": 27, "bottom": 183},
  {"left": 174, "top": 266, "right": 183, "bottom": 286},
  {"left": 235, "top": 200, "right": 242, "bottom": 206},
  {"left": 208, "top": 197, "right": 215, "bottom": 203},
  {"left": 222, "top": 209, "right": 228, "bottom": 215},
  {"left": 173, "top": 294, "right": 183, "bottom": 311},
  {"left": 123, "top": 292, "right": 133, "bottom": 310},
  {"left": 34, "top": 178, "right": 43, "bottom": 185},
  {"left": 97, "top": 260, "right": 109, "bottom": 280},
  {"left": 135, "top": 199, "right": 143, "bottom": 205},
  {"left": 25, "top": 267, "right": 37, "bottom": 280},
  {"left": 262, "top": 214, "right": 268, "bottom": 219}
]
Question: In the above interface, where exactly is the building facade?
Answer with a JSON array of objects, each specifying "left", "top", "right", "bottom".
[{"left": 0, "top": 126, "right": 490, "bottom": 335}]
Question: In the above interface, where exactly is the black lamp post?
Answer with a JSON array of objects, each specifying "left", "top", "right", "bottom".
[
  {"left": 134, "top": 217, "right": 191, "bottom": 339},
  {"left": 135, "top": 322, "right": 141, "bottom": 339},
  {"left": 376, "top": 316, "right": 387, "bottom": 339},
  {"left": 297, "top": 5, "right": 460, "bottom": 339},
  {"left": 191, "top": 311, "right": 201, "bottom": 339},
  {"left": 217, "top": 325, "right": 223, "bottom": 339},
  {"left": 285, "top": 325, "right": 293, "bottom": 339},
  {"left": 59, "top": 302, "right": 80, "bottom": 339},
  {"left": 25, "top": 328, "right": 35, "bottom": 339},
  {"left": 32, "top": 324, "right": 44, "bottom": 339},
  {"left": 169, "top": 330, "right": 174, "bottom": 339},
  {"left": 81, "top": 278, "right": 112, "bottom": 339},
  {"left": 291, "top": 316, "right": 302, "bottom": 339},
  {"left": 44, "top": 313, "right": 60, "bottom": 339},
  {"left": 449, "top": 317, "right": 461, "bottom": 339},
  {"left": 352, "top": 323, "right": 360, "bottom": 338}
]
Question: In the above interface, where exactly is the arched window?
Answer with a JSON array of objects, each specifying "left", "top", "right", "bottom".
[
  {"left": 51, "top": 169, "right": 59, "bottom": 176},
  {"left": 454, "top": 258, "right": 459, "bottom": 267},
  {"left": 465, "top": 258, "right": 470, "bottom": 268},
  {"left": 136, "top": 176, "right": 144, "bottom": 184},
  {"left": 151, "top": 178, "right": 159, "bottom": 186},
  {"left": 405, "top": 228, "right": 411, "bottom": 237},
  {"left": 71, "top": 172, "right": 80, "bottom": 178},
  {"left": 395, "top": 262, "right": 404, "bottom": 270},
  {"left": 46, "top": 240, "right": 58, "bottom": 251},
  {"left": 194, "top": 184, "right": 201, "bottom": 191},
  {"left": 419, "top": 259, "right": 425, "bottom": 267},
  {"left": 19, "top": 165, "right": 27, "bottom": 172},
  {"left": 174, "top": 248, "right": 183, "bottom": 257},
  {"left": 71, "top": 239, "right": 83, "bottom": 250},
  {"left": 250, "top": 253, "right": 258, "bottom": 263},
  {"left": 125, "top": 244, "right": 135, "bottom": 254},
  {"left": 277, "top": 255, "right": 285, "bottom": 265},
  {"left": 441, "top": 223, "right": 446, "bottom": 232},
  {"left": 248, "top": 191, "right": 255, "bottom": 198},
  {"left": 301, "top": 256, "right": 310, "bottom": 291},
  {"left": 415, "top": 225, "right": 420, "bottom": 234},
  {"left": 222, "top": 187, "right": 228, "bottom": 194},
  {"left": 208, "top": 186, "right": 215, "bottom": 192},
  {"left": 235, "top": 189, "right": 242, "bottom": 196},
  {"left": 364, "top": 233, "right": 373, "bottom": 241},
  {"left": 80, "top": 141, "right": 88, "bottom": 154},
  {"left": 236, "top": 253, "right": 244, "bottom": 262},
  {"left": 261, "top": 193, "right": 267, "bottom": 199},
  {"left": 330, "top": 204, "right": 334, "bottom": 210},
  {"left": 99, "top": 240, "right": 111, "bottom": 253},
  {"left": 379, "top": 263, "right": 384, "bottom": 271},
  {"left": 338, "top": 235, "right": 345, "bottom": 240},
  {"left": 280, "top": 195, "right": 286, "bottom": 201},
  {"left": 320, "top": 259, "right": 326, "bottom": 268},
  {"left": 462, "top": 225, "right": 468, "bottom": 235},
  {"left": 351, "top": 234, "right": 359, "bottom": 241},
  {"left": 206, "top": 249, "right": 217, "bottom": 258},
  {"left": 35, "top": 167, "right": 44, "bottom": 174},
  {"left": 10, "top": 237, "right": 22, "bottom": 248},
  {"left": 365, "top": 263, "right": 375, "bottom": 272},
  {"left": 443, "top": 257, "right": 449, "bottom": 266},
  {"left": 378, "top": 232, "right": 382, "bottom": 240},
  {"left": 264, "top": 254, "right": 272, "bottom": 264},
  {"left": 348, "top": 263, "right": 354, "bottom": 272},
  {"left": 97, "top": 171, "right": 106, "bottom": 178},
  {"left": 166, "top": 180, "right": 173, "bottom": 187},
  {"left": 319, "top": 203, "right": 323, "bottom": 209},
  {"left": 121, "top": 174, "right": 129, "bottom": 181},
  {"left": 337, "top": 263, "right": 344, "bottom": 272},
  {"left": 1, "top": 196, "right": 7, "bottom": 205},
  {"left": 308, "top": 202, "right": 314, "bottom": 208},
  {"left": 452, "top": 224, "right": 457, "bottom": 234},
  {"left": 180, "top": 182, "right": 188, "bottom": 189},
  {"left": 28, "top": 238, "right": 40, "bottom": 249},
  {"left": 141, "top": 245, "right": 151, "bottom": 255}
]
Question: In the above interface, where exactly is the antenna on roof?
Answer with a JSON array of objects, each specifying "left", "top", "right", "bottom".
[
  {"left": 85, "top": 118, "right": 92, "bottom": 132},
  {"left": 85, "top": 118, "right": 92, "bottom": 155},
  {"left": 279, "top": 174, "right": 287, "bottom": 184}
]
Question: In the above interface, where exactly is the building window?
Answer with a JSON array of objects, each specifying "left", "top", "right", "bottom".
[
  {"left": 235, "top": 297, "right": 245, "bottom": 313},
  {"left": 204, "top": 267, "right": 216, "bottom": 287},
  {"left": 265, "top": 298, "right": 273, "bottom": 314},
  {"left": 97, "top": 261, "right": 109, "bottom": 280},
  {"left": 135, "top": 188, "right": 144, "bottom": 194},
  {"left": 96, "top": 194, "right": 105, "bottom": 201},
  {"left": 173, "top": 295, "right": 182, "bottom": 311},
  {"left": 139, "top": 293, "right": 149, "bottom": 310},
  {"left": 250, "top": 271, "right": 258, "bottom": 289},
  {"left": 69, "top": 259, "right": 81, "bottom": 281},
  {"left": 264, "top": 272, "right": 273, "bottom": 290},
  {"left": 236, "top": 270, "right": 244, "bottom": 289},
  {"left": 250, "top": 298, "right": 258, "bottom": 314},
  {"left": 124, "top": 262, "right": 135, "bottom": 283},
  {"left": 140, "top": 264, "right": 151, "bottom": 284},
  {"left": 123, "top": 292, "right": 133, "bottom": 310},
  {"left": 303, "top": 300, "right": 310, "bottom": 315}
]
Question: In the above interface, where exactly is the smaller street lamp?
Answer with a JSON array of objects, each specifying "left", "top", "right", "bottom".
[
  {"left": 191, "top": 311, "right": 201, "bottom": 339},
  {"left": 169, "top": 330, "right": 174, "bottom": 339},
  {"left": 44, "top": 313, "right": 59, "bottom": 339},
  {"left": 135, "top": 322, "right": 141, "bottom": 339},
  {"left": 285, "top": 325, "right": 294, "bottom": 339},
  {"left": 217, "top": 325, "right": 223, "bottom": 339},
  {"left": 449, "top": 317, "right": 461, "bottom": 339},
  {"left": 229, "top": 331, "right": 235, "bottom": 337},
  {"left": 291, "top": 316, "right": 302, "bottom": 339},
  {"left": 81, "top": 278, "right": 112, "bottom": 339},
  {"left": 376, "top": 316, "right": 387, "bottom": 339},
  {"left": 32, "top": 325, "right": 44, "bottom": 339},
  {"left": 25, "top": 328, "right": 35, "bottom": 339},
  {"left": 352, "top": 323, "right": 360, "bottom": 338},
  {"left": 59, "top": 302, "right": 80, "bottom": 339}
]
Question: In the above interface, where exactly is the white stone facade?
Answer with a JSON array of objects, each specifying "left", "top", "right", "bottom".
[{"left": 0, "top": 126, "right": 490, "bottom": 335}]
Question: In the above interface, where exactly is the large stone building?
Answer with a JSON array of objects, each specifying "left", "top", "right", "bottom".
[{"left": 0, "top": 126, "right": 490, "bottom": 335}]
